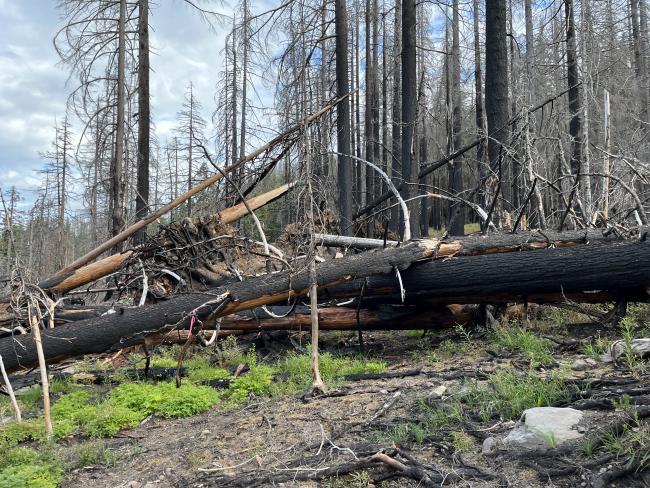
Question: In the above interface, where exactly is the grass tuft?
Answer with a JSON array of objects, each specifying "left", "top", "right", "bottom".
[{"left": 491, "top": 323, "right": 554, "bottom": 367}]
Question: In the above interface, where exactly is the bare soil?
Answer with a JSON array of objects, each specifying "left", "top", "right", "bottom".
[{"left": 63, "top": 324, "right": 650, "bottom": 488}]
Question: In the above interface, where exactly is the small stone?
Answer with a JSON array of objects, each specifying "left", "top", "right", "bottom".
[
  {"left": 379, "top": 389, "right": 388, "bottom": 394},
  {"left": 572, "top": 358, "right": 598, "bottom": 371},
  {"left": 427, "top": 385, "right": 447, "bottom": 401},
  {"left": 201, "top": 429, "right": 211, "bottom": 435},
  {"left": 482, "top": 437, "right": 501, "bottom": 456},
  {"left": 126, "top": 482, "right": 141, "bottom": 488},
  {"left": 165, "top": 468, "right": 173, "bottom": 477}
]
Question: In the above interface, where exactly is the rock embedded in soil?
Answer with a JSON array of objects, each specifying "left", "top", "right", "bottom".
[
  {"left": 503, "top": 407, "right": 585, "bottom": 451},
  {"left": 482, "top": 436, "right": 502, "bottom": 456},
  {"left": 572, "top": 357, "right": 598, "bottom": 371}
]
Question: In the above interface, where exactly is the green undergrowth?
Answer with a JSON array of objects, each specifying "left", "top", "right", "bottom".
[{"left": 0, "top": 340, "right": 384, "bottom": 486}]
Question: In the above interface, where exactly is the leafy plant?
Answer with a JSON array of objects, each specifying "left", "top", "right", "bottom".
[{"left": 108, "top": 381, "right": 218, "bottom": 418}]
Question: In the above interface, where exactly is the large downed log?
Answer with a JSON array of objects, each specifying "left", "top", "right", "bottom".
[
  {"left": 141, "top": 305, "right": 474, "bottom": 346},
  {"left": 323, "top": 241, "right": 650, "bottom": 304},
  {"left": 216, "top": 305, "right": 473, "bottom": 331},
  {"left": 38, "top": 182, "right": 293, "bottom": 295},
  {"left": 1, "top": 237, "right": 649, "bottom": 371}
]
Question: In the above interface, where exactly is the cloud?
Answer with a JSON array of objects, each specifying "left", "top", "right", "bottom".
[{"left": 0, "top": 1, "right": 231, "bottom": 206}]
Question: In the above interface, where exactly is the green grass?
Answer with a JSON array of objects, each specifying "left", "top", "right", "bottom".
[
  {"left": 619, "top": 316, "right": 647, "bottom": 377},
  {"left": 491, "top": 323, "right": 554, "bottom": 367},
  {"left": 462, "top": 369, "right": 570, "bottom": 421},
  {"left": 581, "top": 334, "right": 608, "bottom": 360}
]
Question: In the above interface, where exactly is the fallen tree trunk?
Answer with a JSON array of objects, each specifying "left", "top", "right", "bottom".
[
  {"left": 2, "top": 238, "right": 649, "bottom": 371},
  {"left": 142, "top": 305, "right": 474, "bottom": 346},
  {"left": 37, "top": 182, "right": 293, "bottom": 295},
  {"left": 215, "top": 304, "right": 473, "bottom": 331},
  {"left": 323, "top": 241, "right": 650, "bottom": 304},
  {"left": 0, "top": 240, "right": 441, "bottom": 370},
  {"left": 317, "top": 228, "right": 648, "bottom": 252}
]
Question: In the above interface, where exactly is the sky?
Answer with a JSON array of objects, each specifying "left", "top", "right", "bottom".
[{"left": 0, "top": 0, "right": 232, "bottom": 209}]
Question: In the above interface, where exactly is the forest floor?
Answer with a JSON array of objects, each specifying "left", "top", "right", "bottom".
[{"left": 3, "top": 304, "right": 650, "bottom": 488}]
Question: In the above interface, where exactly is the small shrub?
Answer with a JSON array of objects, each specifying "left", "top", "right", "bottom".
[
  {"left": 0, "top": 419, "right": 46, "bottom": 448},
  {"left": 0, "top": 463, "right": 64, "bottom": 488},
  {"left": 619, "top": 317, "right": 646, "bottom": 377},
  {"left": 109, "top": 381, "right": 218, "bottom": 418},
  {"left": 581, "top": 334, "right": 607, "bottom": 360},
  {"left": 224, "top": 364, "right": 275, "bottom": 404},
  {"left": 0, "top": 447, "right": 39, "bottom": 470},
  {"left": 75, "top": 440, "right": 117, "bottom": 467},
  {"left": 83, "top": 404, "right": 144, "bottom": 437}
]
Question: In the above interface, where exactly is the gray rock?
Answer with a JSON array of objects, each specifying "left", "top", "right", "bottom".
[
  {"left": 482, "top": 437, "right": 501, "bottom": 456},
  {"left": 428, "top": 385, "right": 447, "bottom": 400},
  {"left": 572, "top": 358, "right": 598, "bottom": 371},
  {"left": 503, "top": 407, "right": 584, "bottom": 451}
]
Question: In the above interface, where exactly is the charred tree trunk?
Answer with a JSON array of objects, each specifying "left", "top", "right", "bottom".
[
  {"left": 135, "top": 0, "right": 150, "bottom": 244},
  {"left": 401, "top": 0, "right": 419, "bottom": 238},
  {"left": 448, "top": 0, "right": 464, "bottom": 236},
  {"left": 336, "top": 0, "right": 353, "bottom": 234},
  {"left": 485, "top": 0, "right": 510, "bottom": 219},
  {"left": 111, "top": 0, "right": 127, "bottom": 245}
]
